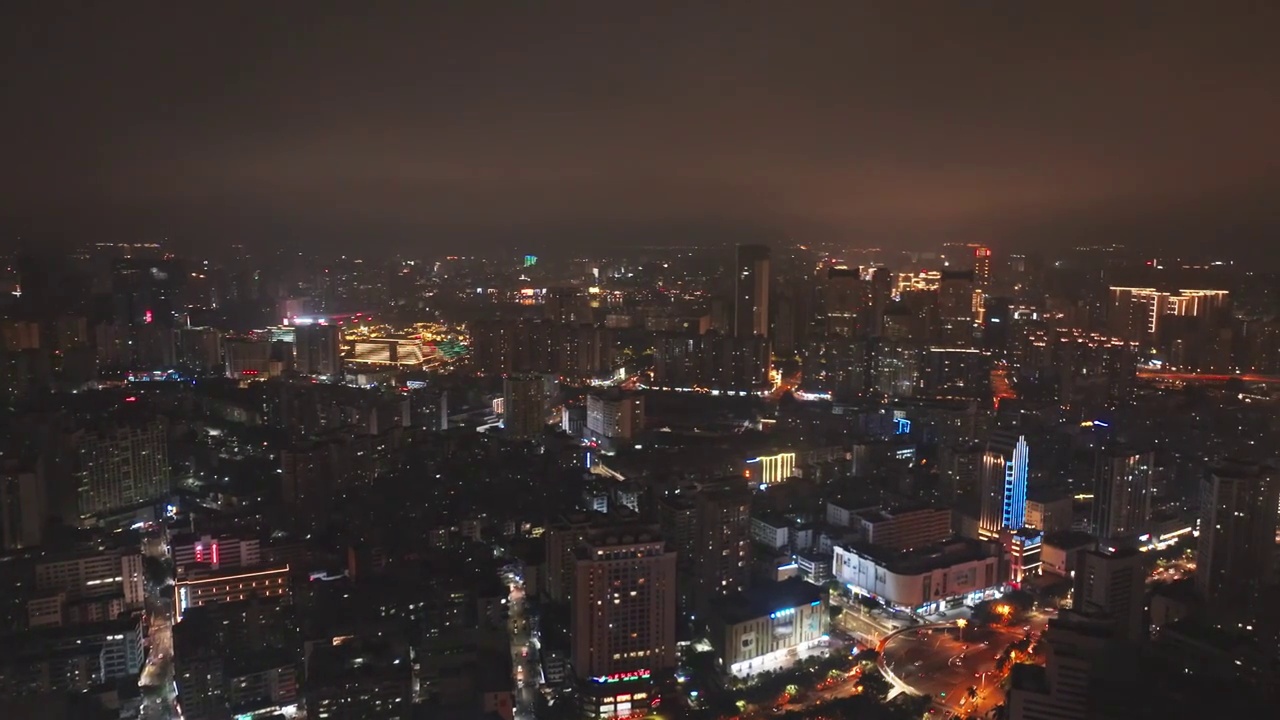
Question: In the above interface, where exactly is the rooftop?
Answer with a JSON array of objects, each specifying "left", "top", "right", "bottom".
[
  {"left": 715, "top": 577, "right": 823, "bottom": 625},
  {"left": 838, "top": 537, "right": 998, "bottom": 576}
]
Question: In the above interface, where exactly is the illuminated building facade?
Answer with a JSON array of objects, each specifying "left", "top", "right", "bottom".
[
  {"left": 943, "top": 243, "right": 993, "bottom": 289},
  {"left": 1107, "top": 286, "right": 1229, "bottom": 341},
  {"left": 173, "top": 566, "right": 291, "bottom": 620},
  {"left": 709, "top": 579, "right": 828, "bottom": 677},
  {"left": 349, "top": 336, "right": 429, "bottom": 366},
  {"left": 571, "top": 526, "right": 676, "bottom": 718},
  {"left": 170, "top": 533, "right": 261, "bottom": 573},
  {"left": 748, "top": 452, "right": 796, "bottom": 486},
  {"left": 833, "top": 538, "right": 1003, "bottom": 615},
  {"left": 1005, "top": 528, "right": 1043, "bottom": 585},
  {"left": 979, "top": 432, "right": 1029, "bottom": 539}
]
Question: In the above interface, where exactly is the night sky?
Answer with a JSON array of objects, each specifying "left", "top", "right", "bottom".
[{"left": 4, "top": 2, "right": 1280, "bottom": 256}]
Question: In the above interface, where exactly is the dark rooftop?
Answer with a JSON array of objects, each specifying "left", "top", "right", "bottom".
[{"left": 715, "top": 577, "right": 823, "bottom": 625}]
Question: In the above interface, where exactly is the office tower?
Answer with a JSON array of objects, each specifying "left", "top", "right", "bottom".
[
  {"left": 734, "top": 244, "right": 770, "bottom": 339},
  {"left": 693, "top": 485, "right": 752, "bottom": 614},
  {"left": 294, "top": 323, "right": 342, "bottom": 377},
  {"left": 571, "top": 525, "right": 676, "bottom": 718},
  {"left": 70, "top": 418, "right": 170, "bottom": 519},
  {"left": 502, "top": 374, "right": 546, "bottom": 440},
  {"left": 1074, "top": 547, "right": 1146, "bottom": 640},
  {"left": 1195, "top": 460, "right": 1279, "bottom": 623},
  {"left": 1092, "top": 446, "right": 1154, "bottom": 542},
  {"left": 978, "top": 431, "right": 1029, "bottom": 539}
]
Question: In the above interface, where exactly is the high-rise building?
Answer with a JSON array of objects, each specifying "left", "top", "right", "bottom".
[
  {"left": 821, "top": 266, "right": 864, "bottom": 337},
  {"left": 1092, "top": 446, "right": 1154, "bottom": 542},
  {"left": 651, "top": 330, "right": 770, "bottom": 392},
  {"left": 942, "top": 243, "right": 992, "bottom": 289},
  {"left": 937, "top": 270, "right": 979, "bottom": 346},
  {"left": 1107, "top": 287, "right": 1229, "bottom": 342},
  {"left": 178, "top": 326, "right": 223, "bottom": 375},
  {"left": 734, "top": 244, "right": 770, "bottom": 339},
  {"left": 585, "top": 390, "right": 644, "bottom": 450},
  {"left": 1195, "top": 460, "right": 1279, "bottom": 624},
  {"left": 1008, "top": 612, "right": 1114, "bottom": 720},
  {"left": 1074, "top": 547, "right": 1146, "bottom": 640},
  {"left": 293, "top": 323, "right": 342, "bottom": 377},
  {"left": 70, "top": 418, "right": 170, "bottom": 519},
  {"left": 502, "top": 374, "right": 545, "bottom": 440},
  {"left": 571, "top": 525, "right": 677, "bottom": 718},
  {"left": 693, "top": 485, "right": 752, "bottom": 613},
  {"left": 978, "top": 431, "right": 1029, "bottom": 539}
]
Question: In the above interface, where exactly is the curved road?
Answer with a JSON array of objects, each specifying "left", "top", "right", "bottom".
[{"left": 881, "top": 617, "right": 1049, "bottom": 718}]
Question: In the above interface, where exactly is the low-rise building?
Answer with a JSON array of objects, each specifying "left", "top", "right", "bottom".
[
  {"left": 833, "top": 538, "right": 1004, "bottom": 615},
  {"left": 709, "top": 578, "right": 828, "bottom": 677},
  {"left": 851, "top": 503, "right": 952, "bottom": 551}
]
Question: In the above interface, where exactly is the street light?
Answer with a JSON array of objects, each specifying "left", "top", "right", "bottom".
[{"left": 956, "top": 618, "right": 968, "bottom": 640}]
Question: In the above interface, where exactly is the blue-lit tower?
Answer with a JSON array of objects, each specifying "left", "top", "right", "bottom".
[
  {"left": 979, "top": 431, "right": 1030, "bottom": 538},
  {"left": 1002, "top": 435, "right": 1030, "bottom": 530}
]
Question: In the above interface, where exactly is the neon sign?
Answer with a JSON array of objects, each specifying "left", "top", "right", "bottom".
[{"left": 591, "top": 669, "right": 650, "bottom": 683}]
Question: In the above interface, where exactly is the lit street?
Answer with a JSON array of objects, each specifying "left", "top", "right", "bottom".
[
  {"left": 504, "top": 567, "right": 541, "bottom": 720},
  {"left": 139, "top": 527, "right": 179, "bottom": 720}
]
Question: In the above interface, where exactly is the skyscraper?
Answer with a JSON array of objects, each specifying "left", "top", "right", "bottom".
[
  {"left": 734, "top": 244, "right": 770, "bottom": 339},
  {"left": 502, "top": 375, "right": 545, "bottom": 440},
  {"left": 1195, "top": 460, "right": 1279, "bottom": 624},
  {"left": 821, "top": 266, "right": 863, "bottom": 337},
  {"left": 937, "top": 270, "right": 978, "bottom": 347},
  {"left": 571, "top": 525, "right": 677, "bottom": 718},
  {"left": 978, "top": 431, "right": 1029, "bottom": 538},
  {"left": 293, "top": 323, "right": 342, "bottom": 377},
  {"left": 1092, "top": 446, "right": 1154, "bottom": 542}
]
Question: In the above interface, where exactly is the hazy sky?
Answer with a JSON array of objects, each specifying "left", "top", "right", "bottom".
[{"left": 3, "top": 1, "right": 1279, "bottom": 255}]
